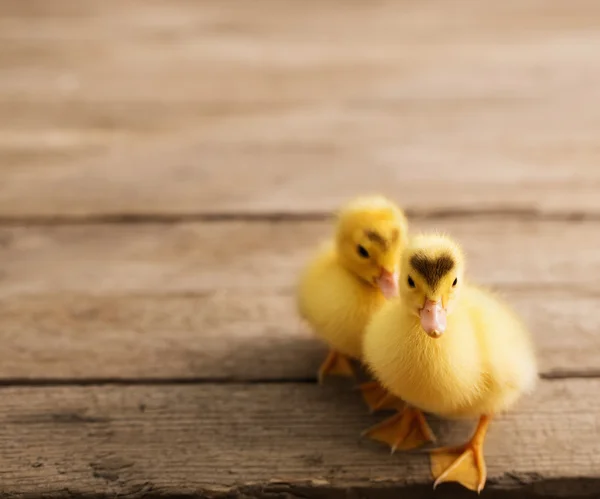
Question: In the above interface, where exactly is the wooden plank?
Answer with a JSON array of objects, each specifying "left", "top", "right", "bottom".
[
  {"left": 1, "top": 0, "right": 600, "bottom": 217},
  {"left": 0, "top": 218, "right": 599, "bottom": 380},
  {"left": 0, "top": 379, "right": 598, "bottom": 497}
]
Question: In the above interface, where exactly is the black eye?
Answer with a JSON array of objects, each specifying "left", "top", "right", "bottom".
[
  {"left": 408, "top": 276, "right": 415, "bottom": 288},
  {"left": 357, "top": 245, "right": 369, "bottom": 258},
  {"left": 452, "top": 278, "right": 458, "bottom": 287}
]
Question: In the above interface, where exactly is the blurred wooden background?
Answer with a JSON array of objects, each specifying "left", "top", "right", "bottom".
[{"left": 1, "top": 0, "right": 599, "bottom": 497}]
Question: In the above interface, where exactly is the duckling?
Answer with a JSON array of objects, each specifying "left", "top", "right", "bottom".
[
  {"left": 296, "top": 195, "right": 408, "bottom": 399},
  {"left": 362, "top": 233, "right": 537, "bottom": 492}
]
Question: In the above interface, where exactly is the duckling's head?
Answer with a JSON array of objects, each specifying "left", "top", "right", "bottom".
[
  {"left": 334, "top": 195, "right": 408, "bottom": 298},
  {"left": 400, "top": 233, "right": 465, "bottom": 338}
]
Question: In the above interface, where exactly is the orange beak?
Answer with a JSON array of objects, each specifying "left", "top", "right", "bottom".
[
  {"left": 420, "top": 299, "right": 447, "bottom": 338},
  {"left": 375, "top": 269, "right": 399, "bottom": 299}
]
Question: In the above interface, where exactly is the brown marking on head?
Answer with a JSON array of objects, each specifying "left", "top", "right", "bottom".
[
  {"left": 390, "top": 228, "right": 399, "bottom": 244},
  {"left": 409, "top": 252, "right": 455, "bottom": 289},
  {"left": 365, "top": 230, "right": 388, "bottom": 250}
]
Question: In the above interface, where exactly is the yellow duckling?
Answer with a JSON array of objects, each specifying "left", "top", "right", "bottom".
[
  {"left": 362, "top": 233, "right": 538, "bottom": 492},
  {"left": 296, "top": 195, "right": 408, "bottom": 398}
]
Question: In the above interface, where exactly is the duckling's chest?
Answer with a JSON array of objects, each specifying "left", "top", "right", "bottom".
[
  {"left": 381, "top": 322, "right": 483, "bottom": 416},
  {"left": 299, "top": 268, "right": 385, "bottom": 357}
]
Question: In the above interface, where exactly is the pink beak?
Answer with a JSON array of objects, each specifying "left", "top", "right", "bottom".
[
  {"left": 420, "top": 299, "right": 447, "bottom": 338},
  {"left": 376, "top": 269, "right": 399, "bottom": 299}
]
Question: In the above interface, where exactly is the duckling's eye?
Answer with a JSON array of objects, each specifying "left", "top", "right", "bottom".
[
  {"left": 357, "top": 245, "right": 369, "bottom": 258},
  {"left": 452, "top": 278, "right": 458, "bottom": 287},
  {"left": 407, "top": 276, "right": 415, "bottom": 288}
]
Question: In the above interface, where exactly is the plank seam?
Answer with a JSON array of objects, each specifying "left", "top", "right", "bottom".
[
  {"left": 0, "top": 371, "right": 594, "bottom": 388},
  {"left": 0, "top": 208, "right": 599, "bottom": 227}
]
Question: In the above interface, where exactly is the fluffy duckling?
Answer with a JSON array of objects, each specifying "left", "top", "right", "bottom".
[
  {"left": 362, "top": 233, "right": 537, "bottom": 492},
  {"left": 296, "top": 195, "right": 408, "bottom": 396}
]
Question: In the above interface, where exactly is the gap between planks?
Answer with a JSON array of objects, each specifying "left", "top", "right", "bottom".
[
  {"left": 0, "top": 208, "right": 600, "bottom": 227},
  {"left": 0, "top": 368, "right": 596, "bottom": 389}
]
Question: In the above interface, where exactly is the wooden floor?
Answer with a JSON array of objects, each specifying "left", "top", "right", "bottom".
[{"left": 1, "top": 0, "right": 600, "bottom": 497}]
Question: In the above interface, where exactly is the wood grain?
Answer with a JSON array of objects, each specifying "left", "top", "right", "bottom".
[
  {"left": 1, "top": 1, "right": 598, "bottom": 496},
  {"left": 1, "top": 0, "right": 600, "bottom": 217},
  {"left": 0, "top": 379, "right": 597, "bottom": 497},
  {"left": 1, "top": 218, "right": 598, "bottom": 380}
]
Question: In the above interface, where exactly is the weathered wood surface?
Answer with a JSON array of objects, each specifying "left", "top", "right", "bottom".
[
  {"left": 0, "top": 380, "right": 598, "bottom": 498},
  {"left": 0, "top": 218, "right": 599, "bottom": 381},
  {"left": 2, "top": 0, "right": 600, "bottom": 218},
  {"left": 1, "top": 0, "right": 600, "bottom": 496}
]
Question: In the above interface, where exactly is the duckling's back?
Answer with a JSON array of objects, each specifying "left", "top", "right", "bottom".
[
  {"left": 297, "top": 242, "right": 386, "bottom": 359},
  {"left": 462, "top": 285, "right": 538, "bottom": 415}
]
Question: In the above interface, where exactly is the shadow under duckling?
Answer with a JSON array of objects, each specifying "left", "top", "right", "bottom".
[
  {"left": 296, "top": 195, "right": 408, "bottom": 411},
  {"left": 361, "top": 232, "right": 538, "bottom": 493}
]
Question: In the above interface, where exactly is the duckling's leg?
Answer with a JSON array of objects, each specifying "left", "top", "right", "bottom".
[
  {"left": 318, "top": 350, "right": 354, "bottom": 384},
  {"left": 430, "top": 415, "right": 491, "bottom": 493},
  {"left": 356, "top": 381, "right": 404, "bottom": 413},
  {"left": 362, "top": 406, "right": 436, "bottom": 452}
]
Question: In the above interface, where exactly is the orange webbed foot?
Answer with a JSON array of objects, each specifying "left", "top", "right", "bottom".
[
  {"left": 430, "top": 415, "right": 491, "bottom": 493},
  {"left": 362, "top": 406, "right": 436, "bottom": 452},
  {"left": 317, "top": 350, "right": 354, "bottom": 384},
  {"left": 356, "top": 381, "right": 404, "bottom": 413}
]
